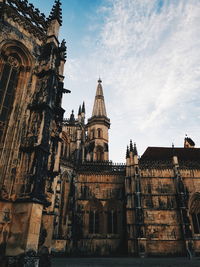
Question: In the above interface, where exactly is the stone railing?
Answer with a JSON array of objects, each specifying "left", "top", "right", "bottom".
[{"left": 76, "top": 160, "right": 126, "bottom": 173}]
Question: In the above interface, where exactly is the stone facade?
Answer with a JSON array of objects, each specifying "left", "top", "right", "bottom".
[
  {"left": 0, "top": 0, "right": 68, "bottom": 265},
  {"left": 53, "top": 80, "right": 200, "bottom": 257},
  {"left": 1, "top": 0, "right": 200, "bottom": 262}
]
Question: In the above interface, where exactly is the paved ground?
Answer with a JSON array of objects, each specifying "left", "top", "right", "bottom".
[{"left": 52, "top": 257, "right": 200, "bottom": 267}]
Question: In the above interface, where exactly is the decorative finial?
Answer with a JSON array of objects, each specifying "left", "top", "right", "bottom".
[
  {"left": 48, "top": 0, "right": 62, "bottom": 25},
  {"left": 130, "top": 140, "right": 133, "bottom": 152},
  {"left": 98, "top": 77, "right": 102, "bottom": 83}
]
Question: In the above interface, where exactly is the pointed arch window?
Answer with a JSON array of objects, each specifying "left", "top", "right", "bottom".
[
  {"left": 190, "top": 193, "right": 200, "bottom": 235},
  {"left": 89, "top": 210, "right": 99, "bottom": 234},
  {"left": 107, "top": 210, "right": 118, "bottom": 234},
  {"left": 96, "top": 146, "right": 104, "bottom": 161},
  {"left": 0, "top": 56, "right": 20, "bottom": 141},
  {"left": 90, "top": 129, "right": 95, "bottom": 140},
  {"left": 192, "top": 213, "right": 200, "bottom": 234},
  {"left": 97, "top": 128, "right": 102, "bottom": 138}
]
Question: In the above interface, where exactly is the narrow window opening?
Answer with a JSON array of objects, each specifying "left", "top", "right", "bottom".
[
  {"left": 89, "top": 210, "right": 99, "bottom": 234},
  {"left": 192, "top": 213, "right": 200, "bottom": 234},
  {"left": 0, "top": 60, "right": 20, "bottom": 142},
  {"left": 107, "top": 210, "right": 117, "bottom": 234}
]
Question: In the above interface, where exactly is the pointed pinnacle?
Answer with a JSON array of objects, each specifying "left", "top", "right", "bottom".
[
  {"left": 78, "top": 105, "right": 81, "bottom": 115},
  {"left": 82, "top": 101, "right": 85, "bottom": 113},
  {"left": 70, "top": 109, "right": 75, "bottom": 122},
  {"left": 98, "top": 77, "right": 102, "bottom": 83},
  {"left": 48, "top": 0, "right": 62, "bottom": 25},
  {"left": 130, "top": 140, "right": 133, "bottom": 152},
  {"left": 126, "top": 146, "right": 130, "bottom": 158},
  {"left": 133, "top": 142, "right": 138, "bottom": 156}
]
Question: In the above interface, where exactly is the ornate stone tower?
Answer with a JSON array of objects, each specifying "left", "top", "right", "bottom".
[{"left": 86, "top": 79, "right": 110, "bottom": 161}]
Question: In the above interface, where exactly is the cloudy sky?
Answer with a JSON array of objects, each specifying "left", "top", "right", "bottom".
[{"left": 32, "top": 0, "right": 200, "bottom": 162}]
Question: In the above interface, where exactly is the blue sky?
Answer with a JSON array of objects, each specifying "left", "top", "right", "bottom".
[{"left": 31, "top": 0, "right": 200, "bottom": 162}]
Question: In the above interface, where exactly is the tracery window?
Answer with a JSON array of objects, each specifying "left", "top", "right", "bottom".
[
  {"left": 107, "top": 210, "right": 118, "bottom": 234},
  {"left": 89, "top": 210, "right": 99, "bottom": 234},
  {"left": 0, "top": 56, "right": 20, "bottom": 141}
]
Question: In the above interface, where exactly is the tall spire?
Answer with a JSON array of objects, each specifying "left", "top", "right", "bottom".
[
  {"left": 92, "top": 78, "right": 107, "bottom": 117},
  {"left": 48, "top": 0, "right": 62, "bottom": 25}
]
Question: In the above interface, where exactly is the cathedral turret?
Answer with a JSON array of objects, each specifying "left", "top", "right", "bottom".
[{"left": 86, "top": 79, "right": 110, "bottom": 161}]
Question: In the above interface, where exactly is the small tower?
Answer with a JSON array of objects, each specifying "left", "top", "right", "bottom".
[{"left": 86, "top": 79, "right": 110, "bottom": 161}]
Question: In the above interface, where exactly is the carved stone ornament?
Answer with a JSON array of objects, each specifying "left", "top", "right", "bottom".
[{"left": 8, "top": 56, "right": 19, "bottom": 68}]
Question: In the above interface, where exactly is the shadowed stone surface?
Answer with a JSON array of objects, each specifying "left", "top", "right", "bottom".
[{"left": 52, "top": 257, "right": 200, "bottom": 267}]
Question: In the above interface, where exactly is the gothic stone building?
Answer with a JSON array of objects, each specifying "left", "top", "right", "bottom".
[
  {"left": 0, "top": 0, "right": 200, "bottom": 264},
  {"left": 53, "top": 79, "right": 200, "bottom": 257}
]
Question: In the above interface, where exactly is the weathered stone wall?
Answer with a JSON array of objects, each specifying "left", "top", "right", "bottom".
[
  {"left": 125, "top": 150, "right": 200, "bottom": 257},
  {"left": 0, "top": 1, "right": 66, "bottom": 263},
  {"left": 52, "top": 166, "right": 126, "bottom": 256},
  {"left": 137, "top": 168, "right": 183, "bottom": 255}
]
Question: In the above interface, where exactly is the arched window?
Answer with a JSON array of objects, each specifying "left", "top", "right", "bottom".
[
  {"left": 96, "top": 146, "right": 104, "bottom": 161},
  {"left": 104, "top": 200, "right": 122, "bottom": 235},
  {"left": 85, "top": 199, "right": 103, "bottom": 235},
  {"left": 107, "top": 210, "right": 118, "bottom": 234},
  {"left": 0, "top": 56, "right": 20, "bottom": 141},
  {"left": 0, "top": 41, "right": 32, "bottom": 145},
  {"left": 189, "top": 192, "right": 200, "bottom": 235},
  {"left": 97, "top": 128, "right": 102, "bottom": 138},
  {"left": 191, "top": 213, "right": 200, "bottom": 234},
  {"left": 89, "top": 210, "right": 99, "bottom": 234},
  {"left": 91, "top": 129, "right": 95, "bottom": 140}
]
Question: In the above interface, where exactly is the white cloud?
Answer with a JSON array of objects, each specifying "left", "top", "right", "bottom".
[{"left": 63, "top": 0, "right": 200, "bottom": 162}]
